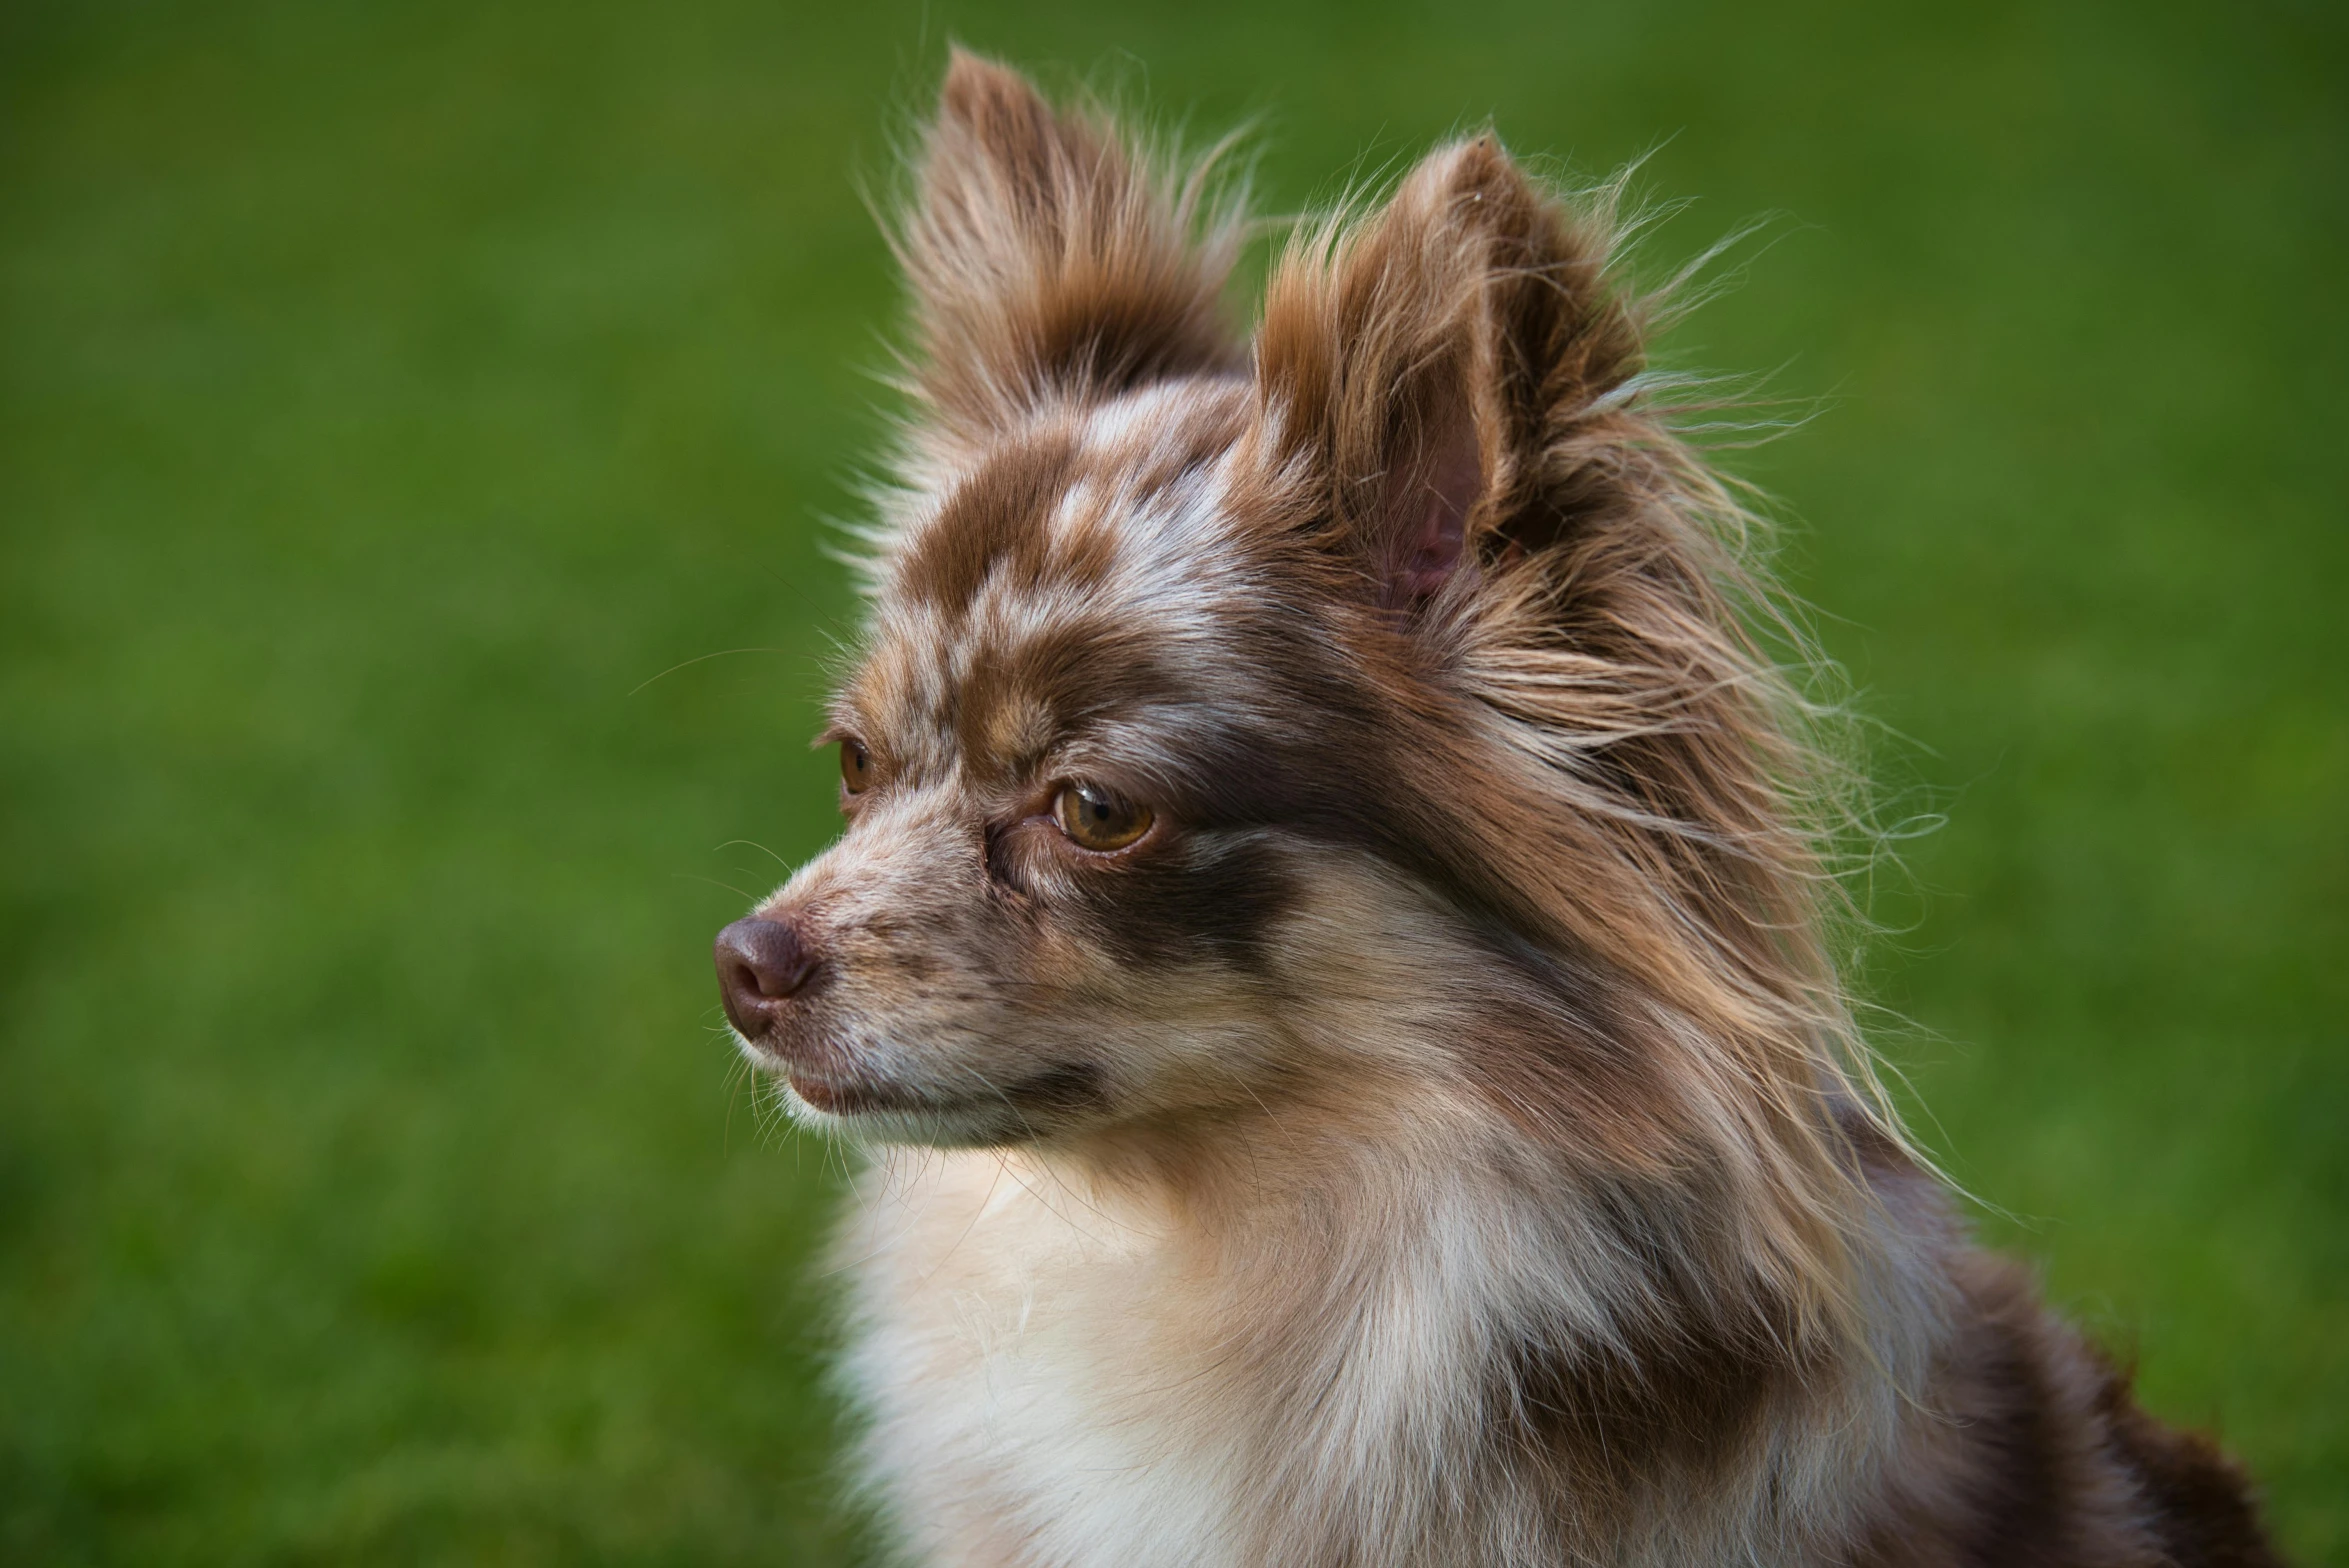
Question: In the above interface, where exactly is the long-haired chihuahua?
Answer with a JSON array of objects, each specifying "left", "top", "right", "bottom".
[{"left": 713, "top": 52, "right": 2278, "bottom": 1568}]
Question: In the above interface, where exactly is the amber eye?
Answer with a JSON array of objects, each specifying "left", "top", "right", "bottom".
[
  {"left": 839, "top": 738, "right": 873, "bottom": 795},
  {"left": 1053, "top": 782, "right": 1154, "bottom": 852}
]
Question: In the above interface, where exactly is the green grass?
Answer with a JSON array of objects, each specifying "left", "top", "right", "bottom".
[{"left": 2, "top": 0, "right": 2342, "bottom": 1560}]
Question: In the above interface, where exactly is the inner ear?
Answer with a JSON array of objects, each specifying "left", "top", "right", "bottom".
[{"left": 1380, "top": 392, "right": 1486, "bottom": 610}]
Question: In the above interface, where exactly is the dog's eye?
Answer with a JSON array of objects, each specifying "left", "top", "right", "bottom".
[
  {"left": 840, "top": 739, "right": 874, "bottom": 795},
  {"left": 1054, "top": 782, "right": 1153, "bottom": 852}
]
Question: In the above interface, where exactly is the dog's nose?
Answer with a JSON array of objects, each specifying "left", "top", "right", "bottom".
[{"left": 715, "top": 916, "right": 821, "bottom": 1038}]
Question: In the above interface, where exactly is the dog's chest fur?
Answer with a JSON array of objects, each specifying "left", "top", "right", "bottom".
[
  {"left": 841, "top": 1156, "right": 1259, "bottom": 1568},
  {"left": 833, "top": 1140, "right": 1889, "bottom": 1568}
]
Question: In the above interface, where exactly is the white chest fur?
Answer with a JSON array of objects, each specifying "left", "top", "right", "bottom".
[
  {"left": 838, "top": 1153, "right": 1260, "bottom": 1568},
  {"left": 831, "top": 1140, "right": 1916, "bottom": 1568}
]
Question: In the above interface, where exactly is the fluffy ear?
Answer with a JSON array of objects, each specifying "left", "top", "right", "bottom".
[
  {"left": 895, "top": 51, "right": 1244, "bottom": 450},
  {"left": 1253, "top": 135, "right": 1643, "bottom": 612}
]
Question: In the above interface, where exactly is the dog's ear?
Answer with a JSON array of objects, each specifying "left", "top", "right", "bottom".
[
  {"left": 1254, "top": 135, "right": 1642, "bottom": 612},
  {"left": 895, "top": 50, "right": 1243, "bottom": 452}
]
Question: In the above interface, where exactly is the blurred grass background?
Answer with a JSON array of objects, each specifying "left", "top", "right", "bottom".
[{"left": 2, "top": 0, "right": 2342, "bottom": 1561}]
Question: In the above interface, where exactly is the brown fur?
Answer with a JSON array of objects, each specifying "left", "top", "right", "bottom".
[
  {"left": 717, "top": 51, "right": 2282, "bottom": 1567},
  {"left": 891, "top": 58, "right": 1245, "bottom": 457}
]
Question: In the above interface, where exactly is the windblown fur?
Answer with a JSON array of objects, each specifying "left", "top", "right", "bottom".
[{"left": 714, "top": 52, "right": 2281, "bottom": 1567}]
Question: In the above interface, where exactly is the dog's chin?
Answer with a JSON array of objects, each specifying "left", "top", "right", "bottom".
[
  {"left": 786, "top": 1085, "right": 1040, "bottom": 1148},
  {"left": 735, "top": 1032, "right": 1104, "bottom": 1149}
]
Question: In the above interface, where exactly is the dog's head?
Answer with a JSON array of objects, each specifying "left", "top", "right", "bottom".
[{"left": 718, "top": 54, "right": 1844, "bottom": 1164}]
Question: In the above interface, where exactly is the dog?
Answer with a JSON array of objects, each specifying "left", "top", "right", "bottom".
[{"left": 712, "top": 50, "right": 2281, "bottom": 1567}]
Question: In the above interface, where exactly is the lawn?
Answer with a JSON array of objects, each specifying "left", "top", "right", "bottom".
[{"left": 2, "top": 0, "right": 2342, "bottom": 1561}]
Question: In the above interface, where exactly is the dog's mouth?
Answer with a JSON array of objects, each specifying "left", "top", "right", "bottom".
[
  {"left": 732, "top": 1034, "right": 918, "bottom": 1116},
  {"left": 730, "top": 1001, "right": 1112, "bottom": 1139}
]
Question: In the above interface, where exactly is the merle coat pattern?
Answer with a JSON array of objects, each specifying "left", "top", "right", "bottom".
[{"left": 711, "top": 52, "right": 2281, "bottom": 1568}]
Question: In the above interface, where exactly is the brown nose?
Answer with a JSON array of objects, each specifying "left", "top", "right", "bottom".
[{"left": 714, "top": 916, "right": 820, "bottom": 1039}]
